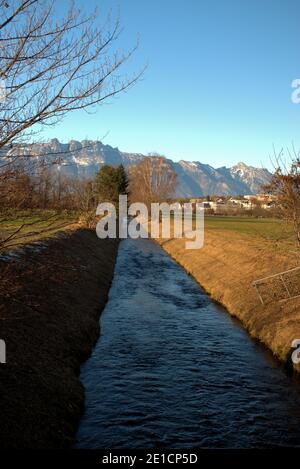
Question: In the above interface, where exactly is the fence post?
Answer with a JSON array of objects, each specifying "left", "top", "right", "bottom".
[{"left": 280, "top": 275, "right": 291, "bottom": 298}]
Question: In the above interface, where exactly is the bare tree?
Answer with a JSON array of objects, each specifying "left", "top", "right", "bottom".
[
  {"left": 265, "top": 148, "right": 300, "bottom": 248},
  {"left": 71, "top": 178, "right": 96, "bottom": 227},
  {"left": 0, "top": 163, "right": 34, "bottom": 208},
  {"left": 0, "top": 0, "right": 141, "bottom": 150},
  {"left": 129, "top": 156, "right": 177, "bottom": 207}
]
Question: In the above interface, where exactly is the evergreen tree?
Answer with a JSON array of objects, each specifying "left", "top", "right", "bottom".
[
  {"left": 95, "top": 164, "right": 128, "bottom": 205},
  {"left": 117, "top": 164, "right": 129, "bottom": 196}
]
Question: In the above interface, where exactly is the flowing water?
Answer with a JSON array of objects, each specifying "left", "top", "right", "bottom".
[{"left": 75, "top": 238, "right": 300, "bottom": 448}]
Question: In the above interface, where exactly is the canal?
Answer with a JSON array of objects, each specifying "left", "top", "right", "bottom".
[{"left": 75, "top": 238, "right": 300, "bottom": 448}]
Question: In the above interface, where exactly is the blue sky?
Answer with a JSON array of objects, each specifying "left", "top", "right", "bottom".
[{"left": 43, "top": 0, "right": 300, "bottom": 169}]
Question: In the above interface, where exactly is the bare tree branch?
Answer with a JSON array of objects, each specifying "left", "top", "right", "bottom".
[{"left": 0, "top": 0, "right": 142, "bottom": 149}]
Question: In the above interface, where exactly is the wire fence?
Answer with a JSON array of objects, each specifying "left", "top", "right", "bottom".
[{"left": 253, "top": 266, "right": 300, "bottom": 305}]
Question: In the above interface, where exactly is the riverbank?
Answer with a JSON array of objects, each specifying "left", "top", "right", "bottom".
[
  {"left": 0, "top": 229, "right": 119, "bottom": 448},
  {"left": 158, "top": 227, "right": 300, "bottom": 370}
]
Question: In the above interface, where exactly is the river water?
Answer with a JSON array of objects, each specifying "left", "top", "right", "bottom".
[{"left": 75, "top": 238, "right": 300, "bottom": 448}]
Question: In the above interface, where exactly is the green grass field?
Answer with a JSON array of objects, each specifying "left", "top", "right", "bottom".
[
  {"left": 167, "top": 213, "right": 293, "bottom": 243},
  {"left": 0, "top": 210, "right": 78, "bottom": 250},
  {"left": 205, "top": 215, "right": 281, "bottom": 236},
  {"left": 204, "top": 215, "right": 294, "bottom": 241}
]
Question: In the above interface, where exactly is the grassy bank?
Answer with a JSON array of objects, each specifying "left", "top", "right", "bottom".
[
  {"left": 0, "top": 210, "right": 79, "bottom": 250},
  {"left": 0, "top": 229, "right": 119, "bottom": 448},
  {"left": 157, "top": 217, "right": 300, "bottom": 369}
]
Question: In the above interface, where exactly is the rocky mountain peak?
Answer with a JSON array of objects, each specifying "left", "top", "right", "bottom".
[{"left": 0, "top": 139, "right": 272, "bottom": 196}]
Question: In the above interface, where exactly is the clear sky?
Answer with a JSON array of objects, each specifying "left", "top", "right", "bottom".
[{"left": 42, "top": 0, "right": 300, "bottom": 169}]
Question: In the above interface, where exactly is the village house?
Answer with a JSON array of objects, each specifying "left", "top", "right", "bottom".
[{"left": 187, "top": 193, "right": 277, "bottom": 214}]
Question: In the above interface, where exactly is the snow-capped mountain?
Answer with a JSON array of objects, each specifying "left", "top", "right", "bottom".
[
  {"left": 171, "top": 160, "right": 252, "bottom": 197},
  {"left": 230, "top": 162, "right": 272, "bottom": 194},
  {"left": 1, "top": 138, "right": 145, "bottom": 178},
  {"left": 0, "top": 139, "right": 272, "bottom": 196}
]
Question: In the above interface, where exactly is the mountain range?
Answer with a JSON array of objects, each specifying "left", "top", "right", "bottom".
[{"left": 1, "top": 138, "right": 272, "bottom": 196}]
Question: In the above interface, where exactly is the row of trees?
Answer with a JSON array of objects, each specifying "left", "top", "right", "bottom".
[
  {"left": 0, "top": 155, "right": 178, "bottom": 250},
  {"left": 0, "top": 163, "right": 129, "bottom": 211},
  {"left": 1, "top": 156, "right": 177, "bottom": 210}
]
